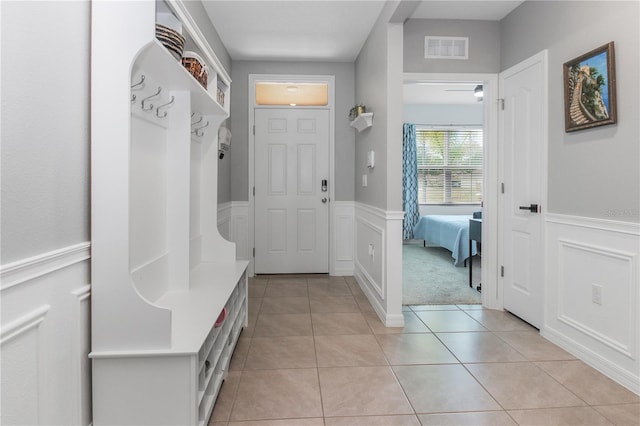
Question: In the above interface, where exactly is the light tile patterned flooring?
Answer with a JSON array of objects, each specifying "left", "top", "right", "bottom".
[{"left": 210, "top": 275, "right": 639, "bottom": 426}]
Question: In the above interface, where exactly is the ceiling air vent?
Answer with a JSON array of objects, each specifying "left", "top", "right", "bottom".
[{"left": 424, "top": 36, "right": 469, "bottom": 60}]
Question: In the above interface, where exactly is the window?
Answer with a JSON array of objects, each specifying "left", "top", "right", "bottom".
[
  {"left": 416, "top": 127, "right": 483, "bottom": 204},
  {"left": 255, "top": 82, "right": 328, "bottom": 106}
]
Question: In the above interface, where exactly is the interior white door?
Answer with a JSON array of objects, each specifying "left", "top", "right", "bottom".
[
  {"left": 500, "top": 51, "right": 547, "bottom": 329},
  {"left": 254, "top": 108, "right": 329, "bottom": 274}
]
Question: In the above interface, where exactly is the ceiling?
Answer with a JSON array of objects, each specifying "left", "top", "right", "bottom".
[
  {"left": 201, "top": 1, "right": 524, "bottom": 104},
  {"left": 202, "top": 1, "right": 524, "bottom": 63},
  {"left": 202, "top": 1, "right": 387, "bottom": 62}
]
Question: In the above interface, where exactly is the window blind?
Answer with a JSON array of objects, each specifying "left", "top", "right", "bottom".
[{"left": 416, "top": 128, "right": 483, "bottom": 204}]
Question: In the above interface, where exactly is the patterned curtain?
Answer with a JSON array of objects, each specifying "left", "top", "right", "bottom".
[{"left": 403, "top": 123, "right": 420, "bottom": 240}]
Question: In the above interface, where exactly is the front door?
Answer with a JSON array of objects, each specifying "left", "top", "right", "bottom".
[
  {"left": 254, "top": 108, "right": 330, "bottom": 274},
  {"left": 500, "top": 51, "right": 547, "bottom": 328}
]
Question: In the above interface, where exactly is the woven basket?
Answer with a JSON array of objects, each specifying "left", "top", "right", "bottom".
[
  {"left": 155, "top": 24, "right": 185, "bottom": 60},
  {"left": 181, "top": 51, "right": 208, "bottom": 89}
]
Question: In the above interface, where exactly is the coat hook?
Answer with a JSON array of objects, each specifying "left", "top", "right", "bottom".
[
  {"left": 193, "top": 121, "right": 209, "bottom": 137},
  {"left": 191, "top": 113, "right": 203, "bottom": 126},
  {"left": 141, "top": 86, "right": 161, "bottom": 111},
  {"left": 156, "top": 96, "right": 175, "bottom": 118},
  {"left": 130, "top": 75, "right": 145, "bottom": 103}
]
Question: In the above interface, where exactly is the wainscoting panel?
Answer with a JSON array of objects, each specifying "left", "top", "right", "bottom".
[
  {"left": 0, "top": 305, "right": 49, "bottom": 425},
  {"left": 217, "top": 201, "right": 232, "bottom": 241},
  {"left": 231, "top": 202, "right": 250, "bottom": 260},
  {"left": 218, "top": 202, "right": 250, "bottom": 261},
  {"left": 544, "top": 214, "right": 639, "bottom": 394},
  {"left": 355, "top": 215, "right": 385, "bottom": 299},
  {"left": 331, "top": 202, "right": 355, "bottom": 276},
  {"left": 353, "top": 203, "right": 404, "bottom": 327},
  {"left": 1, "top": 242, "right": 92, "bottom": 424}
]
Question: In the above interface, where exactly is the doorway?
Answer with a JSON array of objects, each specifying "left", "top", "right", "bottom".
[
  {"left": 254, "top": 108, "right": 330, "bottom": 273},
  {"left": 401, "top": 73, "right": 500, "bottom": 309},
  {"left": 499, "top": 51, "right": 548, "bottom": 328},
  {"left": 248, "top": 74, "right": 336, "bottom": 276}
]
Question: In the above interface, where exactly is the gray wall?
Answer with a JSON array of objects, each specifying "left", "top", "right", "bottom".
[
  {"left": 1, "top": 1, "right": 91, "bottom": 263},
  {"left": 183, "top": 0, "right": 231, "bottom": 75},
  {"left": 404, "top": 18, "right": 501, "bottom": 73},
  {"left": 502, "top": 1, "right": 639, "bottom": 222},
  {"left": 229, "top": 61, "right": 356, "bottom": 202},
  {"left": 354, "top": 1, "right": 406, "bottom": 211},
  {"left": 217, "top": 119, "right": 232, "bottom": 203},
  {"left": 183, "top": 0, "right": 233, "bottom": 204}
]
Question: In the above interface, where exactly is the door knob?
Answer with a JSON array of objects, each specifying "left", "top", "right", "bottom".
[
  {"left": 519, "top": 203, "right": 539, "bottom": 213},
  {"left": 321, "top": 198, "right": 327, "bottom": 203}
]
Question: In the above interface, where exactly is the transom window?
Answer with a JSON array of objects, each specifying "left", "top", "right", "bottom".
[
  {"left": 416, "top": 127, "right": 483, "bottom": 204},
  {"left": 255, "top": 82, "right": 328, "bottom": 106}
]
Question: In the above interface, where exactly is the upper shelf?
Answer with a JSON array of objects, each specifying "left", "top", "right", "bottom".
[
  {"left": 350, "top": 112, "right": 374, "bottom": 132},
  {"left": 134, "top": 40, "right": 227, "bottom": 117}
]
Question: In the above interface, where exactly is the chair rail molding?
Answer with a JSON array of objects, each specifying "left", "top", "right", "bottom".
[{"left": 1, "top": 242, "right": 91, "bottom": 291}]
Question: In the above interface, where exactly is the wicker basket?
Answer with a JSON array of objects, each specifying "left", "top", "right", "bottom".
[
  {"left": 155, "top": 24, "right": 185, "bottom": 60},
  {"left": 181, "top": 51, "right": 208, "bottom": 89}
]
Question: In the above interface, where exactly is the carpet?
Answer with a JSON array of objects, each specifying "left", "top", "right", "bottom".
[{"left": 403, "top": 241, "right": 481, "bottom": 305}]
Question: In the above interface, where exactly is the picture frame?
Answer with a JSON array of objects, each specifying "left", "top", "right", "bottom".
[{"left": 563, "top": 41, "right": 617, "bottom": 132}]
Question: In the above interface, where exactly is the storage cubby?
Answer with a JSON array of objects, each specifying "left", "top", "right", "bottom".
[{"left": 90, "top": 1, "right": 246, "bottom": 425}]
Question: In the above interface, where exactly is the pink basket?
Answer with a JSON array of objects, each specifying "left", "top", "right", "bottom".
[{"left": 214, "top": 307, "right": 227, "bottom": 328}]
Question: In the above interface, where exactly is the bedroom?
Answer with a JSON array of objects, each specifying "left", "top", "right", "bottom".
[{"left": 402, "top": 80, "right": 484, "bottom": 306}]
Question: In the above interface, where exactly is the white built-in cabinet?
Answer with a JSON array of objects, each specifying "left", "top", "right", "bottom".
[{"left": 90, "top": 1, "right": 247, "bottom": 424}]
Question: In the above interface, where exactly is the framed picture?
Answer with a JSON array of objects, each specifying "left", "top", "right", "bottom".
[{"left": 563, "top": 42, "right": 617, "bottom": 132}]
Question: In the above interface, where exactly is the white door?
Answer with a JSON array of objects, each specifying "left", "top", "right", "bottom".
[
  {"left": 500, "top": 51, "right": 547, "bottom": 328},
  {"left": 254, "top": 108, "right": 330, "bottom": 274}
]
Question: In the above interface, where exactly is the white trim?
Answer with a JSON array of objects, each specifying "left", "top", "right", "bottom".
[
  {"left": 0, "top": 242, "right": 91, "bottom": 291},
  {"left": 355, "top": 202, "right": 404, "bottom": 221},
  {"left": 248, "top": 74, "right": 336, "bottom": 276},
  {"left": 71, "top": 285, "right": 92, "bottom": 426},
  {"left": 402, "top": 72, "right": 499, "bottom": 309},
  {"left": 0, "top": 305, "right": 50, "bottom": 345},
  {"left": 546, "top": 213, "right": 640, "bottom": 236}
]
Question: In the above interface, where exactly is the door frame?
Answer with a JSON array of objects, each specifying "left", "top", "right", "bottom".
[
  {"left": 498, "top": 50, "right": 549, "bottom": 324},
  {"left": 402, "top": 72, "right": 500, "bottom": 309},
  {"left": 248, "top": 74, "right": 336, "bottom": 276}
]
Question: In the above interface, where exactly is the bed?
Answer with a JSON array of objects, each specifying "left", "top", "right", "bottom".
[{"left": 413, "top": 215, "right": 477, "bottom": 266}]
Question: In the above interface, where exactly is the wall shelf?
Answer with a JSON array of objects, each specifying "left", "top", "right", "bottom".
[{"left": 350, "top": 112, "right": 374, "bottom": 132}]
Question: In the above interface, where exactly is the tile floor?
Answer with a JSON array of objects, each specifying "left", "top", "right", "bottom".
[{"left": 210, "top": 275, "right": 639, "bottom": 426}]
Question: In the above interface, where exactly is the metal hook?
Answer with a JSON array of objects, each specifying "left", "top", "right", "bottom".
[
  {"left": 141, "top": 86, "right": 161, "bottom": 111},
  {"left": 193, "top": 121, "right": 210, "bottom": 137},
  {"left": 130, "top": 75, "right": 145, "bottom": 103},
  {"left": 191, "top": 113, "right": 203, "bottom": 126},
  {"left": 156, "top": 96, "right": 175, "bottom": 118}
]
